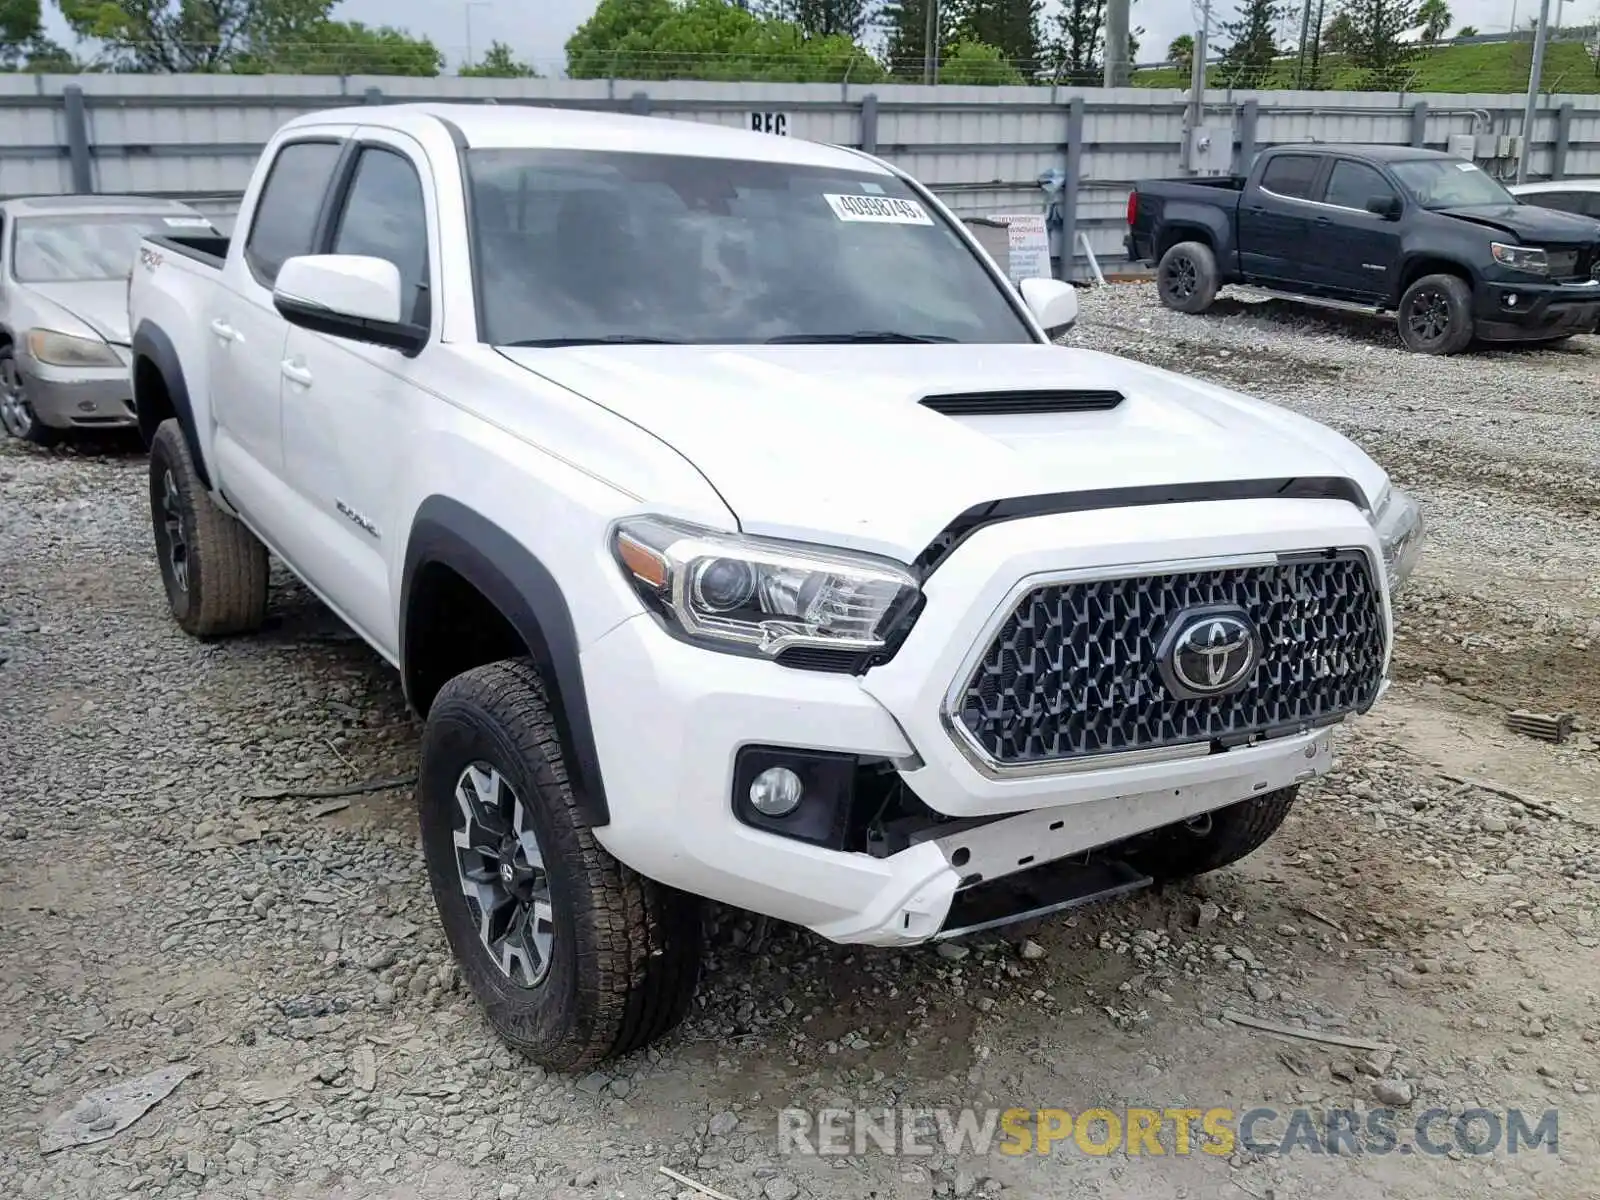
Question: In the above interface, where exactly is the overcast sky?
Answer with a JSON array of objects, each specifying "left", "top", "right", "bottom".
[{"left": 42, "top": 0, "right": 1594, "bottom": 74}]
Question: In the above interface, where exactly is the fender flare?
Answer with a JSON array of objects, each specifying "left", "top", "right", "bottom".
[
  {"left": 131, "top": 321, "right": 211, "bottom": 490},
  {"left": 400, "top": 496, "right": 610, "bottom": 827}
]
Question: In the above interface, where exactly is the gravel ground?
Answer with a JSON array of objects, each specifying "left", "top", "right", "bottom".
[{"left": 1, "top": 285, "right": 1597, "bottom": 1200}]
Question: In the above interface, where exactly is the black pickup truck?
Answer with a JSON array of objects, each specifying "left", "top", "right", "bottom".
[{"left": 1125, "top": 144, "right": 1600, "bottom": 354}]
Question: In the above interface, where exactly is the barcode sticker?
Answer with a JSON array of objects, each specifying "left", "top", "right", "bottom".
[{"left": 824, "top": 194, "right": 934, "bottom": 225}]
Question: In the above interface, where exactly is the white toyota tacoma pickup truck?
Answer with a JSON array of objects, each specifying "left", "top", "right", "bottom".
[{"left": 128, "top": 102, "right": 1423, "bottom": 1069}]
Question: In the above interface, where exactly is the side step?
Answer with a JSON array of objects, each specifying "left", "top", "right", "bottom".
[{"left": 933, "top": 858, "right": 1152, "bottom": 941}]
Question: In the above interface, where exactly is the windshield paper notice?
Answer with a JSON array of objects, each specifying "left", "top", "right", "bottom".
[{"left": 824, "top": 194, "right": 934, "bottom": 225}]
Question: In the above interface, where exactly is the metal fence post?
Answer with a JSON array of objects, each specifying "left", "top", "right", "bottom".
[
  {"left": 62, "top": 85, "right": 93, "bottom": 194},
  {"left": 1236, "top": 98, "right": 1259, "bottom": 175},
  {"left": 1060, "top": 95, "right": 1085, "bottom": 283},
  {"left": 364, "top": 86, "right": 384, "bottom": 104},
  {"left": 860, "top": 93, "right": 879, "bottom": 155},
  {"left": 1552, "top": 102, "right": 1573, "bottom": 179},
  {"left": 1409, "top": 101, "right": 1428, "bottom": 148},
  {"left": 630, "top": 91, "right": 651, "bottom": 116}
]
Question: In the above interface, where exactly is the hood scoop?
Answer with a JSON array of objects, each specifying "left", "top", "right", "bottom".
[{"left": 919, "top": 388, "right": 1124, "bottom": 416}]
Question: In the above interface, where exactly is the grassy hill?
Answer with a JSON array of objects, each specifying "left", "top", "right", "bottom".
[{"left": 1132, "top": 39, "right": 1600, "bottom": 94}]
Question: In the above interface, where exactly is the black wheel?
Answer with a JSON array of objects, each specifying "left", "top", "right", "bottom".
[
  {"left": 1124, "top": 787, "right": 1298, "bottom": 881},
  {"left": 0, "top": 345, "right": 62, "bottom": 446},
  {"left": 148, "top": 419, "right": 269, "bottom": 637},
  {"left": 1156, "top": 240, "right": 1220, "bottom": 315},
  {"left": 418, "top": 659, "right": 702, "bottom": 1071},
  {"left": 1397, "top": 273, "right": 1474, "bottom": 355}
]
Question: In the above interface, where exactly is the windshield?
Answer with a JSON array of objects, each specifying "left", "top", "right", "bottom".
[
  {"left": 1390, "top": 159, "right": 1516, "bottom": 210},
  {"left": 10, "top": 214, "right": 207, "bottom": 283},
  {"left": 464, "top": 149, "right": 1036, "bottom": 347}
]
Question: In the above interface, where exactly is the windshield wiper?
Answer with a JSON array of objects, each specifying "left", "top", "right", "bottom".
[
  {"left": 765, "top": 331, "right": 956, "bottom": 344},
  {"left": 504, "top": 335, "right": 683, "bottom": 347}
]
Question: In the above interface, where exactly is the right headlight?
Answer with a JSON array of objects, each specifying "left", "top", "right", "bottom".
[
  {"left": 1370, "top": 484, "right": 1424, "bottom": 596},
  {"left": 611, "top": 515, "right": 921, "bottom": 659},
  {"left": 26, "top": 328, "right": 122, "bottom": 369}
]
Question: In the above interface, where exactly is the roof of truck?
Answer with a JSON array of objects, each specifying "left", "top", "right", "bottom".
[
  {"left": 1267, "top": 143, "right": 1456, "bottom": 164},
  {"left": 283, "top": 101, "right": 893, "bottom": 174}
]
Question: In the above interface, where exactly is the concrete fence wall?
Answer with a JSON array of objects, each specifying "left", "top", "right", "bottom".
[{"left": 2, "top": 73, "right": 1597, "bottom": 279}]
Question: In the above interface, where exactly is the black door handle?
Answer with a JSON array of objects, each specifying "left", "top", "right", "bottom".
[{"left": 1315, "top": 216, "right": 1332, "bottom": 226}]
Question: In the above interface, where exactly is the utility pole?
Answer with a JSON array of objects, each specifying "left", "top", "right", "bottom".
[
  {"left": 1104, "top": 0, "right": 1131, "bottom": 86},
  {"left": 1183, "top": 0, "right": 1212, "bottom": 170},
  {"left": 922, "top": 0, "right": 941, "bottom": 84},
  {"left": 1295, "top": 0, "right": 1313, "bottom": 88},
  {"left": 464, "top": 1, "right": 491, "bottom": 69},
  {"left": 1517, "top": 0, "right": 1552, "bottom": 183}
]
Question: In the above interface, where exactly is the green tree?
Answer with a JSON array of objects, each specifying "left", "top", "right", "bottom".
[
  {"left": 1219, "top": 0, "right": 1286, "bottom": 86},
  {"left": 1, "top": 0, "right": 40, "bottom": 65},
  {"left": 461, "top": 39, "right": 539, "bottom": 76},
  {"left": 951, "top": 0, "right": 1042, "bottom": 70},
  {"left": 1319, "top": 8, "right": 1353, "bottom": 51},
  {"left": 566, "top": 0, "right": 886, "bottom": 82},
  {"left": 1167, "top": 31, "right": 1193, "bottom": 72},
  {"left": 1416, "top": 0, "right": 1448, "bottom": 40},
  {"left": 56, "top": 0, "right": 334, "bottom": 71},
  {"left": 1044, "top": 0, "right": 1136, "bottom": 82},
  {"left": 940, "top": 36, "right": 1026, "bottom": 81},
  {"left": 879, "top": 0, "right": 956, "bottom": 77},
  {"left": 1337, "top": 0, "right": 1418, "bottom": 86},
  {"left": 760, "top": 0, "right": 873, "bottom": 40},
  {"left": 1455, "top": 23, "right": 1476, "bottom": 35}
]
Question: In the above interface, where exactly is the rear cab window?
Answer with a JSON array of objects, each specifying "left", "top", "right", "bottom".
[
  {"left": 243, "top": 140, "right": 344, "bottom": 288},
  {"left": 1259, "top": 154, "right": 1323, "bottom": 201}
]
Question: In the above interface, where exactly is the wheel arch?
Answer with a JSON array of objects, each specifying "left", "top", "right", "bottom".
[
  {"left": 1156, "top": 222, "right": 1218, "bottom": 260},
  {"left": 1396, "top": 255, "right": 1475, "bottom": 300},
  {"left": 131, "top": 320, "right": 211, "bottom": 487},
  {"left": 401, "top": 496, "right": 610, "bottom": 827}
]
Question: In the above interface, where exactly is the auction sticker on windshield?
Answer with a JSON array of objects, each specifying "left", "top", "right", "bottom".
[{"left": 824, "top": 194, "right": 934, "bottom": 225}]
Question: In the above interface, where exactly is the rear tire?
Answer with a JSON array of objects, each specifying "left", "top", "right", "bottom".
[
  {"left": 1397, "top": 273, "right": 1474, "bottom": 355},
  {"left": 418, "top": 659, "right": 703, "bottom": 1070},
  {"left": 148, "top": 419, "right": 269, "bottom": 638},
  {"left": 1156, "top": 241, "right": 1220, "bottom": 314},
  {"left": 1125, "top": 787, "right": 1298, "bottom": 881}
]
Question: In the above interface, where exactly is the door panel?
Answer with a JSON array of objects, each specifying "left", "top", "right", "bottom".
[
  {"left": 209, "top": 139, "right": 344, "bottom": 496},
  {"left": 1314, "top": 160, "right": 1404, "bottom": 301},
  {"left": 1238, "top": 154, "right": 1324, "bottom": 283},
  {"left": 279, "top": 136, "right": 438, "bottom": 660}
]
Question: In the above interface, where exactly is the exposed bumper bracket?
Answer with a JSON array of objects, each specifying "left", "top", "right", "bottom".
[{"left": 933, "top": 857, "right": 1152, "bottom": 941}]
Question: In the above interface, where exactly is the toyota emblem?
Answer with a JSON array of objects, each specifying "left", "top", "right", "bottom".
[{"left": 1158, "top": 608, "right": 1261, "bottom": 699}]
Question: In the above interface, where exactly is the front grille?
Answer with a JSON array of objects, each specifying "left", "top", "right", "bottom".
[
  {"left": 1546, "top": 244, "right": 1597, "bottom": 283},
  {"left": 953, "top": 552, "right": 1385, "bottom": 768}
]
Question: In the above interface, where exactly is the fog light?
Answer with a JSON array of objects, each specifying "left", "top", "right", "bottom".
[{"left": 749, "top": 766, "right": 803, "bottom": 817}]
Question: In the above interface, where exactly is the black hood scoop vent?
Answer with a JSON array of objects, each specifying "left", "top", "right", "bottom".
[{"left": 920, "top": 389, "right": 1125, "bottom": 416}]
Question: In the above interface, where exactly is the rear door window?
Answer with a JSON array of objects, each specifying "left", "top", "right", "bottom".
[{"left": 1260, "top": 154, "right": 1322, "bottom": 200}]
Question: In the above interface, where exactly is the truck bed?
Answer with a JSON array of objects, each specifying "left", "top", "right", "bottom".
[{"left": 148, "top": 233, "right": 230, "bottom": 272}]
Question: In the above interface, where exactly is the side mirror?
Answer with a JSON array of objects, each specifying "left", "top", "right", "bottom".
[
  {"left": 272, "top": 254, "right": 426, "bottom": 354},
  {"left": 1366, "top": 195, "right": 1402, "bottom": 220},
  {"left": 1019, "top": 276, "right": 1078, "bottom": 337}
]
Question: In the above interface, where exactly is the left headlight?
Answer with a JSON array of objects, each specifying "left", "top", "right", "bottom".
[
  {"left": 611, "top": 516, "right": 921, "bottom": 658},
  {"left": 1370, "top": 484, "right": 1424, "bottom": 595},
  {"left": 26, "top": 328, "right": 122, "bottom": 369},
  {"left": 1490, "top": 242, "right": 1548, "bottom": 275}
]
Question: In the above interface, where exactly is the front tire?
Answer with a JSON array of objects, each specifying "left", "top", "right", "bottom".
[
  {"left": 418, "top": 659, "right": 702, "bottom": 1070},
  {"left": 1125, "top": 787, "right": 1298, "bottom": 881},
  {"left": 0, "top": 345, "right": 62, "bottom": 446},
  {"left": 148, "top": 419, "right": 269, "bottom": 637},
  {"left": 1156, "top": 241, "right": 1220, "bottom": 314},
  {"left": 1397, "top": 273, "right": 1474, "bottom": 355}
]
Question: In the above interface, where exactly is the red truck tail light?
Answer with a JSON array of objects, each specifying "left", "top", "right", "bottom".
[{"left": 1126, "top": 190, "right": 1138, "bottom": 227}]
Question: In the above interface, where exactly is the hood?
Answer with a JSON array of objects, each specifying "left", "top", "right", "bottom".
[
  {"left": 500, "top": 343, "right": 1389, "bottom": 561},
  {"left": 1437, "top": 203, "right": 1600, "bottom": 244},
  {"left": 21, "top": 280, "right": 131, "bottom": 345}
]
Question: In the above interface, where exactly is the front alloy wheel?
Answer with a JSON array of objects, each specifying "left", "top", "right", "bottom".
[
  {"left": 453, "top": 762, "right": 556, "bottom": 988},
  {"left": 0, "top": 349, "right": 60, "bottom": 446}
]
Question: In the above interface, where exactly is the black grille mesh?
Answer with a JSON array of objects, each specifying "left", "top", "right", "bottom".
[{"left": 955, "top": 553, "right": 1385, "bottom": 767}]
